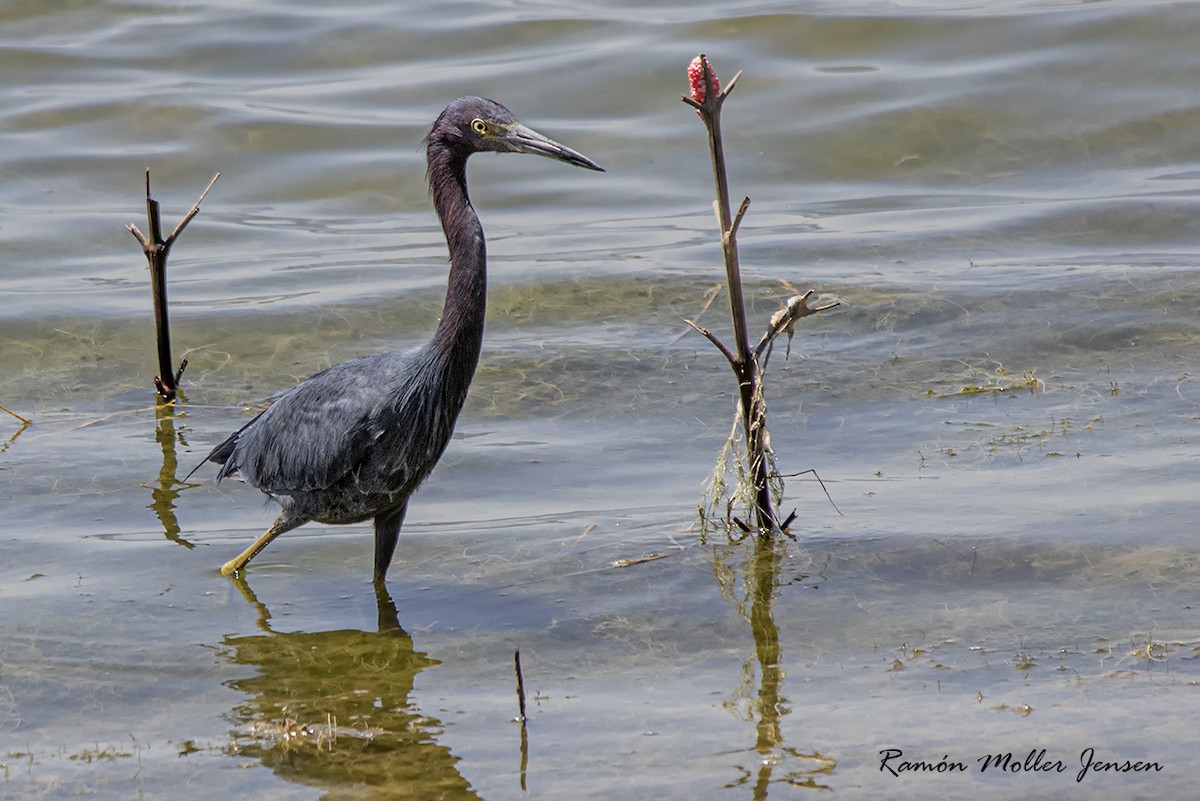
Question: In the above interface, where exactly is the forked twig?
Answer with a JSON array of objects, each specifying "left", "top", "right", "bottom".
[{"left": 127, "top": 170, "right": 220, "bottom": 401}]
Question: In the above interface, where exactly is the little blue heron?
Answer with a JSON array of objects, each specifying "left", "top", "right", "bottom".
[{"left": 196, "top": 97, "right": 603, "bottom": 582}]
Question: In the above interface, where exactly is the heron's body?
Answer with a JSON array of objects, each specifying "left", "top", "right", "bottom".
[{"left": 200, "top": 97, "right": 601, "bottom": 582}]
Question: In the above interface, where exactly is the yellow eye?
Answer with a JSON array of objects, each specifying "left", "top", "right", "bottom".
[{"left": 471, "top": 118, "right": 488, "bottom": 135}]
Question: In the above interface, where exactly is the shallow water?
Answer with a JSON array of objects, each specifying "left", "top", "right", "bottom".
[{"left": 3, "top": 1, "right": 1199, "bottom": 799}]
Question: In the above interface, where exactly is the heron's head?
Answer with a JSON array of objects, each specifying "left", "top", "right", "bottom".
[{"left": 426, "top": 96, "right": 603, "bottom": 171}]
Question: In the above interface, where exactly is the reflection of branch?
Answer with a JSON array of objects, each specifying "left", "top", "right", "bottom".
[
  {"left": 145, "top": 401, "right": 197, "bottom": 549},
  {"left": 2, "top": 403, "right": 31, "bottom": 425},
  {"left": 2, "top": 404, "right": 32, "bottom": 454},
  {"left": 711, "top": 532, "right": 838, "bottom": 793},
  {"left": 747, "top": 538, "right": 843, "bottom": 794},
  {"left": 514, "top": 649, "right": 530, "bottom": 791},
  {"left": 748, "top": 538, "right": 783, "bottom": 770}
]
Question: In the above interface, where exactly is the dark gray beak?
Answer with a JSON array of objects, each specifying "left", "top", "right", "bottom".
[{"left": 504, "top": 123, "right": 604, "bottom": 172}]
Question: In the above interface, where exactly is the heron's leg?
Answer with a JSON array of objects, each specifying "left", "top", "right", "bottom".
[
  {"left": 220, "top": 515, "right": 304, "bottom": 577},
  {"left": 373, "top": 503, "right": 408, "bottom": 584}
]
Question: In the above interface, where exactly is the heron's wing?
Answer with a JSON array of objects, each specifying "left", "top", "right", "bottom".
[{"left": 209, "top": 348, "right": 430, "bottom": 495}]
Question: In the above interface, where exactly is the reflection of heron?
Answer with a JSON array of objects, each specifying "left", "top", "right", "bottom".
[
  {"left": 193, "top": 98, "right": 603, "bottom": 581},
  {"left": 224, "top": 581, "right": 484, "bottom": 800}
]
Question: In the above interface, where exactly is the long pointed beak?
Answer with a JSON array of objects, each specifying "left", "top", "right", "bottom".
[{"left": 505, "top": 123, "right": 604, "bottom": 172}]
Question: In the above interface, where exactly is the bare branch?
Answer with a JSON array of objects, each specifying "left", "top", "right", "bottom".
[
  {"left": 720, "top": 69, "right": 743, "bottom": 100},
  {"left": 684, "top": 319, "right": 737, "bottom": 365},
  {"left": 128, "top": 170, "right": 220, "bottom": 400},
  {"left": 166, "top": 171, "right": 221, "bottom": 243},
  {"left": 686, "top": 54, "right": 777, "bottom": 532},
  {"left": 727, "top": 196, "right": 751, "bottom": 243},
  {"left": 755, "top": 291, "right": 841, "bottom": 361}
]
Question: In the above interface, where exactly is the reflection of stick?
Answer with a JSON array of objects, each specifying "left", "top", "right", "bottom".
[
  {"left": 514, "top": 649, "right": 528, "bottom": 723},
  {"left": 519, "top": 721, "right": 529, "bottom": 791},
  {"left": 149, "top": 401, "right": 197, "bottom": 550},
  {"left": 1, "top": 403, "right": 31, "bottom": 425},
  {"left": 2, "top": 403, "right": 32, "bottom": 454},
  {"left": 127, "top": 170, "right": 220, "bottom": 401},
  {"left": 516, "top": 648, "right": 529, "bottom": 790}
]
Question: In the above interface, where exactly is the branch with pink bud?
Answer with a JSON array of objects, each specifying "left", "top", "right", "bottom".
[{"left": 681, "top": 54, "right": 840, "bottom": 537}]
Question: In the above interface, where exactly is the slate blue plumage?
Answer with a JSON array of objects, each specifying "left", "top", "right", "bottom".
[{"left": 199, "top": 97, "right": 603, "bottom": 581}]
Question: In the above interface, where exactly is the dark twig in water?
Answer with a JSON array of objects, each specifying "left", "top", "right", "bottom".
[
  {"left": 127, "top": 170, "right": 220, "bottom": 401},
  {"left": 514, "top": 649, "right": 528, "bottom": 724},
  {"left": 776, "top": 467, "right": 844, "bottom": 517}
]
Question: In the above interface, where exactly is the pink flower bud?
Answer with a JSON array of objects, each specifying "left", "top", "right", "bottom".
[{"left": 688, "top": 56, "right": 719, "bottom": 108}]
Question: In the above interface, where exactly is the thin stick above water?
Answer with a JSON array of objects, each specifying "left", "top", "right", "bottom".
[{"left": 127, "top": 169, "right": 219, "bottom": 401}]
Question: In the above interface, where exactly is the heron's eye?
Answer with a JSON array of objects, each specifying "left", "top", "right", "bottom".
[{"left": 471, "top": 118, "right": 488, "bottom": 135}]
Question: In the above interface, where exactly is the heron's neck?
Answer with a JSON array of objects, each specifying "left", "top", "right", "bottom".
[{"left": 427, "top": 145, "right": 486, "bottom": 375}]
